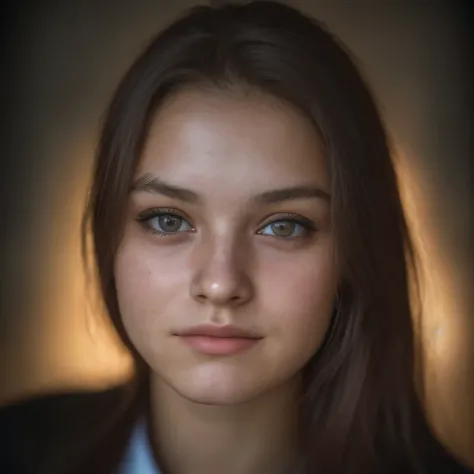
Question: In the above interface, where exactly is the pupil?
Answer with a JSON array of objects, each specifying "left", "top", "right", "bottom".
[
  {"left": 272, "top": 221, "right": 294, "bottom": 236},
  {"left": 159, "top": 215, "right": 181, "bottom": 232}
]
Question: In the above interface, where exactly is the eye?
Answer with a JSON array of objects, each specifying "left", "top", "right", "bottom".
[
  {"left": 137, "top": 209, "right": 193, "bottom": 236},
  {"left": 258, "top": 217, "right": 314, "bottom": 238}
]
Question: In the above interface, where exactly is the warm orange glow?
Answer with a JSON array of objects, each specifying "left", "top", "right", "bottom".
[
  {"left": 23, "top": 138, "right": 132, "bottom": 399},
  {"left": 395, "top": 146, "right": 473, "bottom": 464}
]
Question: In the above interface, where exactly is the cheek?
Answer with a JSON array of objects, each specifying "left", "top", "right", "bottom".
[
  {"left": 259, "top": 245, "right": 337, "bottom": 352},
  {"left": 113, "top": 237, "right": 189, "bottom": 341}
]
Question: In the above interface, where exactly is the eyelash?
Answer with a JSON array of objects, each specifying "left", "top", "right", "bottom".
[
  {"left": 258, "top": 213, "right": 317, "bottom": 239},
  {"left": 136, "top": 208, "right": 193, "bottom": 237},
  {"left": 136, "top": 208, "right": 317, "bottom": 239}
]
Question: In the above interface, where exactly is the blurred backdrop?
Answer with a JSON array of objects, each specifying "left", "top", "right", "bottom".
[{"left": 1, "top": 0, "right": 472, "bottom": 466}]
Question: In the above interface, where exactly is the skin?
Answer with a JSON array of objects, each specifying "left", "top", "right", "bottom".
[{"left": 114, "top": 87, "right": 338, "bottom": 474}]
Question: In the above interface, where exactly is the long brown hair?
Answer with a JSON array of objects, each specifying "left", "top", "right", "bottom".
[{"left": 82, "top": 1, "right": 447, "bottom": 473}]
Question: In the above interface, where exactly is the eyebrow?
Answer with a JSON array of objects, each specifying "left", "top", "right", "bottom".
[
  {"left": 131, "top": 173, "right": 330, "bottom": 204},
  {"left": 131, "top": 174, "right": 201, "bottom": 203},
  {"left": 253, "top": 185, "right": 330, "bottom": 204}
]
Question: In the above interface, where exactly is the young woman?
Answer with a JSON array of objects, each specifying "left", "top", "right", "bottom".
[{"left": 2, "top": 1, "right": 471, "bottom": 474}]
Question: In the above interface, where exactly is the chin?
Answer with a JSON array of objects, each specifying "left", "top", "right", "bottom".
[
  {"left": 182, "top": 392, "right": 242, "bottom": 406},
  {"left": 170, "top": 365, "right": 268, "bottom": 406},
  {"left": 176, "top": 384, "right": 259, "bottom": 406},
  {"left": 178, "top": 381, "right": 259, "bottom": 406}
]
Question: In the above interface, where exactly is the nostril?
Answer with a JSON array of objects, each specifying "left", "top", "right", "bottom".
[{"left": 195, "top": 293, "right": 207, "bottom": 303}]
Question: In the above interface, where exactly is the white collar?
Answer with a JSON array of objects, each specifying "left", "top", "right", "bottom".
[{"left": 118, "top": 418, "right": 161, "bottom": 474}]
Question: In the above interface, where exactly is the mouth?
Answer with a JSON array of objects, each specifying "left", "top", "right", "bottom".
[{"left": 174, "top": 324, "right": 263, "bottom": 356}]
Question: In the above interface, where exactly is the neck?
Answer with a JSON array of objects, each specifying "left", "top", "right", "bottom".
[{"left": 149, "top": 375, "right": 301, "bottom": 474}]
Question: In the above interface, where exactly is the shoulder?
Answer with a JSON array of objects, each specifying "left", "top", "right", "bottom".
[
  {"left": 2, "top": 390, "right": 471, "bottom": 474},
  {"left": 420, "top": 442, "right": 473, "bottom": 474},
  {"left": 0, "top": 386, "right": 137, "bottom": 474},
  {"left": 427, "top": 459, "right": 473, "bottom": 474}
]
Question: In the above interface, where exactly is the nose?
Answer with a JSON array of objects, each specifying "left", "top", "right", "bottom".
[{"left": 190, "top": 238, "right": 254, "bottom": 307}]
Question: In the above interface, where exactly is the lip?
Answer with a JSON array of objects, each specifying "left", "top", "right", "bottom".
[
  {"left": 176, "top": 324, "right": 261, "bottom": 339},
  {"left": 174, "top": 324, "right": 262, "bottom": 356}
]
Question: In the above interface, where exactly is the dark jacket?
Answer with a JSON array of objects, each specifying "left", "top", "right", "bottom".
[{"left": 1, "top": 387, "right": 472, "bottom": 474}]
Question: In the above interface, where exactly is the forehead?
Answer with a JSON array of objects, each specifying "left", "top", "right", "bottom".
[{"left": 137, "top": 87, "right": 328, "bottom": 193}]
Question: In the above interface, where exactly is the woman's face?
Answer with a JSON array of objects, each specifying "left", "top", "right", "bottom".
[{"left": 115, "top": 87, "right": 337, "bottom": 405}]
